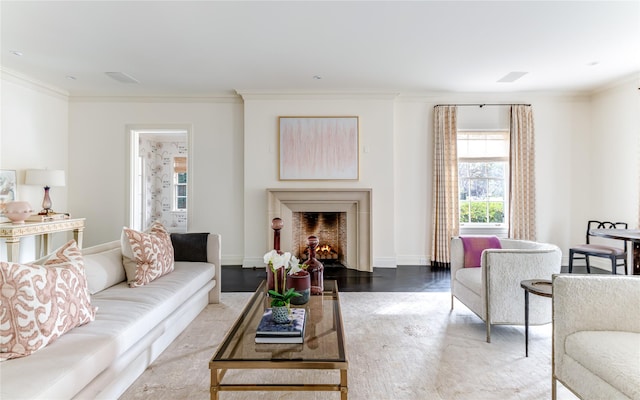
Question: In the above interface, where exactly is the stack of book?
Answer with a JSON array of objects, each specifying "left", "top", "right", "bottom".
[
  {"left": 26, "top": 213, "right": 70, "bottom": 222},
  {"left": 255, "top": 308, "right": 306, "bottom": 344}
]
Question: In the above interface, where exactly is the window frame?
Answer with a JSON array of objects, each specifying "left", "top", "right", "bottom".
[{"left": 457, "top": 129, "right": 510, "bottom": 230}]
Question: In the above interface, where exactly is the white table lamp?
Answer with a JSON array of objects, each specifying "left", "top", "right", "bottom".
[{"left": 25, "top": 169, "right": 66, "bottom": 215}]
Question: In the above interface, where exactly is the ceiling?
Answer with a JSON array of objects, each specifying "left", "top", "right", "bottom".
[{"left": 1, "top": 1, "right": 639, "bottom": 97}]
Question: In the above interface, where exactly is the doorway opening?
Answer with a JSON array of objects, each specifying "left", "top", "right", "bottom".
[{"left": 127, "top": 126, "right": 191, "bottom": 232}]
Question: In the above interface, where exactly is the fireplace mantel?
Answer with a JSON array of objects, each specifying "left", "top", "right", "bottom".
[{"left": 267, "top": 188, "right": 372, "bottom": 272}]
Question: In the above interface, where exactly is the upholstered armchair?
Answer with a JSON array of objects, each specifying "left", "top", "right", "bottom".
[
  {"left": 552, "top": 275, "right": 640, "bottom": 400},
  {"left": 450, "top": 237, "right": 562, "bottom": 342}
]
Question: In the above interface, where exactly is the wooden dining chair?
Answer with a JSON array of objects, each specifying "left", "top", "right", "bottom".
[{"left": 568, "top": 220, "right": 628, "bottom": 275}]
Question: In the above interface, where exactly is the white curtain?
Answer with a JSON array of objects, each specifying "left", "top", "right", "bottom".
[
  {"left": 509, "top": 105, "right": 536, "bottom": 240},
  {"left": 430, "top": 105, "right": 459, "bottom": 267}
]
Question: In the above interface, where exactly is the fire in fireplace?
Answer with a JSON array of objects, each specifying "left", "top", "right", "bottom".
[{"left": 293, "top": 211, "right": 346, "bottom": 266}]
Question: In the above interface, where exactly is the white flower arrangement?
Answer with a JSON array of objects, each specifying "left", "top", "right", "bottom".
[{"left": 263, "top": 250, "right": 306, "bottom": 295}]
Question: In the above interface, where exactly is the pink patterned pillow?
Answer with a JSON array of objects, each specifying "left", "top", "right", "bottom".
[
  {"left": 122, "top": 222, "right": 174, "bottom": 287},
  {"left": 460, "top": 236, "right": 502, "bottom": 268},
  {"left": 0, "top": 240, "right": 96, "bottom": 361}
]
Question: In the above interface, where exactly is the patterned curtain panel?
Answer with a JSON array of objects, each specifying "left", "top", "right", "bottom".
[
  {"left": 509, "top": 105, "right": 536, "bottom": 240},
  {"left": 430, "top": 105, "right": 459, "bottom": 267}
]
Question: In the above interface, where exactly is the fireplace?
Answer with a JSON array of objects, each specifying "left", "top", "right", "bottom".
[
  {"left": 267, "top": 189, "right": 372, "bottom": 272},
  {"left": 293, "top": 212, "right": 347, "bottom": 266}
]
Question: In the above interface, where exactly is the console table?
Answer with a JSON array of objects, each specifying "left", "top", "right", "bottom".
[{"left": 0, "top": 218, "right": 85, "bottom": 262}]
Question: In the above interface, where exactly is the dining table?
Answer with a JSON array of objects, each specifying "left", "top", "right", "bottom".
[{"left": 589, "top": 228, "right": 640, "bottom": 275}]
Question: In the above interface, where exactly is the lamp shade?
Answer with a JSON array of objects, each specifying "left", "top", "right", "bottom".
[{"left": 25, "top": 169, "right": 66, "bottom": 187}]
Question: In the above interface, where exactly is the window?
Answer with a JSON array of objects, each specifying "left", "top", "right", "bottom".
[
  {"left": 174, "top": 157, "right": 187, "bottom": 210},
  {"left": 458, "top": 130, "right": 509, "bottom": 227}
]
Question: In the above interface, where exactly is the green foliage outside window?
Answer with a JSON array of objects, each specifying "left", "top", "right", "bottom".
[{"left": 460, "top": 201, "right": 504, "bottom": 224}]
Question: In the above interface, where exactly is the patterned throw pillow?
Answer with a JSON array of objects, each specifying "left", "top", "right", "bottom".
[
  {"left": 0, "top": 240, "right": 96, "bottom": 361},
  {"left": 121, "top": 222, "right": 175, "bottom": 287}
]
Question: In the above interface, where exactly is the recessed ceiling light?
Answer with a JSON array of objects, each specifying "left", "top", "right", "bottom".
[
  {"left": 497, "top": 71, "right": 528, "bottom": 83},
  {"left": 105, "top": 71, "right": 139, "bottom": 84},
  {"left": 10, "top": 50, "right": 23, "bottom": 56}
]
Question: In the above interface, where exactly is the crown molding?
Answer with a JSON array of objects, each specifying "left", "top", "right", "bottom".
[
  {"left": 235, "top": 90, "right": 400, "bottom": 101},
  {"left": 68, "top": 94, "right": 242, "bottom": 103},
  {"left": 1, "top": 68, "right": 69, "bottom": 100},
  {"left": 588, "top": 71, "right": 640, "bottom": 96}
]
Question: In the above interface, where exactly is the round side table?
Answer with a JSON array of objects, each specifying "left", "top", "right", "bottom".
[{"left": 520, "top": 279, "right": 553, "bottom": 357}]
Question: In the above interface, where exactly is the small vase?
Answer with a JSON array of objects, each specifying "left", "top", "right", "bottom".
[
  {"left": 287, "top": 271, "right": 310, "bottom": 305},
  {"left": 303, "top": 236, "right": 324, "bottom": 295},
  {"left": 271, "top": 305, "right": 290, "bottom": 324}
]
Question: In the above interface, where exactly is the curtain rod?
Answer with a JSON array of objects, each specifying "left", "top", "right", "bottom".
[{"left": 434, "top": 103, "right": 531, "bottom": 108}]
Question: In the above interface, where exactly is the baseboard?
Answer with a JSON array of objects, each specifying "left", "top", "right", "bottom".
[{"left": 374, "top": 257, "right": 397, "bottom": 268}]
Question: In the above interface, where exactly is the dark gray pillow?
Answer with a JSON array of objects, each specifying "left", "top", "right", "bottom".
[{"left": 170, "top": 233, "right": 209, "bottom": 262}]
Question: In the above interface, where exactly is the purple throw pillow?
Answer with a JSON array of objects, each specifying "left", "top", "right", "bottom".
[{"left": 460, "top": 236, "right": 502, "bottom": 268}]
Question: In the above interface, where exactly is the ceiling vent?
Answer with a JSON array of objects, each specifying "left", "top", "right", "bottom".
[
  {"left": 105, "top": 72, "right": 139, "bottom": 84},
  {"left": 497, "top": 71, "right": 528, "bottom": 83}
]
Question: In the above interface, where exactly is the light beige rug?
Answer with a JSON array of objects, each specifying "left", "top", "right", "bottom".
[{"left": 120, "top": 292, "right": 576, "bottom": 400}]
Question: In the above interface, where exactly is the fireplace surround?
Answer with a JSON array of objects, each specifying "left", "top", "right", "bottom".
[{"left": 267, "top": 188, "right": 372, "bottom": 272}]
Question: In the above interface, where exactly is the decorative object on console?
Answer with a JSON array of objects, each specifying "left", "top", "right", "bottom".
[
  {"left": 25, "top": 169, "right": 66, "bottom": 215},
  {"left": 303, "top": 235, "right": 324, "bottom": 295},
  {"left": 25, "top": 212, "right": 70, "bottom": 222},
  {"left": 2, "top": 201, "right": 33, "bottom": 224}
]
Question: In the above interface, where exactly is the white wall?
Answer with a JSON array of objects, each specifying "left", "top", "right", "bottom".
[
  {"left": 0, "top": 72, "right": 70, "bottom": 261},
  {"left": 240, "top": 93, "right": 397, "bottom": 268},
  {"left": 66, "top": 98, "right": 245, "bottom": 264},
  {"left": 588, "top": 77, "right": 639, "bottom": 228},
  {"left": 583, "top": 76, "right": 640, "bottom": 270},
  {"left": 3, "top": 71, "right": 638, "bottom": 268}
]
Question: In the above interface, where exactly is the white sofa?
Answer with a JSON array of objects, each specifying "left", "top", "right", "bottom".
[
  {"left": 0, "top": 234, "right": 221, "bottom": 400},
  {"left": 450, "top": 237, "right": 562, "bottom": 342},
  {"left": 552, "top": 274, "right": 640, "bottom": 400}
]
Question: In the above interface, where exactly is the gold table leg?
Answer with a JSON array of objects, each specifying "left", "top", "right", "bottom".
[{"left": 340, "top": 369, "right": 348, "bottom": 399}]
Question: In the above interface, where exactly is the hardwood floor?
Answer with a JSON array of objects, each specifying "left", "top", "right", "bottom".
[
  {"left": 222, "top": 265, "right": 450, "bottom": 292},
  {"left": 221, "top": 264, "right": 603, "bottom": 292}
]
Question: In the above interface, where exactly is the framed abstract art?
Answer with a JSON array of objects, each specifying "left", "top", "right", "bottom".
[{"left": 279, "top": 116, "right": 359, "bottom": 180}]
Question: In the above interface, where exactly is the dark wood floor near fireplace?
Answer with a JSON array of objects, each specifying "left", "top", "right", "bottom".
[{"left": 221, "top": 264, "right": 598, "bottom": 293}]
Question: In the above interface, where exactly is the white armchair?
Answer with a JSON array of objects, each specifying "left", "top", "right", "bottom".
[
  {"left": 552, "top": 275, "right": 640, "bottom": 400},
  {"left": 450, "top": 237, "right": 562, "bottom": 342}
]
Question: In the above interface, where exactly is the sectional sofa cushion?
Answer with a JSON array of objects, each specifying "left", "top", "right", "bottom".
[
  {"left": 0, "top": 260, "right": 215, "bottom": 399},
  {"left": 122, "top": 222, "right": 174, "bottom": 287},
  {"left": 0, "top": 240, "right": 95, "bottom": 361}
]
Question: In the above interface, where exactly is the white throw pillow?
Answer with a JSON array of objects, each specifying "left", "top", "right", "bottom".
[{"left": 83, "top": 247, "right": 126, "bottom": 294}]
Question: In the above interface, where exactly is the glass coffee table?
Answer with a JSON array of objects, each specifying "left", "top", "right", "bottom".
[{"left": 209, "top": 280, "right": 348, "bottom": 399}]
